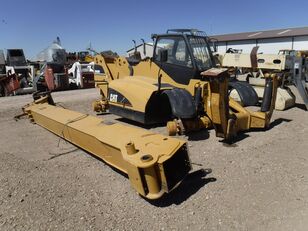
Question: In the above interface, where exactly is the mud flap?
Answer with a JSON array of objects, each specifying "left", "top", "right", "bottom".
[
  {"left": 229, "top": 81, "right": 259, "bottom": 106},
  {"left": 162, "top": 89, "right": 197, "bottom": 119}
]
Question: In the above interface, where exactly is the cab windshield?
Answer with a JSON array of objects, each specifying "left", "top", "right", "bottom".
[{"left": 188, "top": 36, "right": 212, "bottom": 71}]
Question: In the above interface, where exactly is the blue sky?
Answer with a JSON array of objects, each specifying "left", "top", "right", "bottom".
[{"left": 1, "top": 0, "right": 308, "bottom": 59}]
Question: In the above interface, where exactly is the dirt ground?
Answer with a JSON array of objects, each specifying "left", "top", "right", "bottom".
[{"left": 0, "top": 88, "right": 307, "bottom": 231}]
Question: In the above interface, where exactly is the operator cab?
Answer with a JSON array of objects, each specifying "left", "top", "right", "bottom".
[{"left": 152, "top": 29, "right": 215, "bottom": 85}]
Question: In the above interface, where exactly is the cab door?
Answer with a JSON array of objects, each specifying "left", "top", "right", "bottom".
[{"left": 153, "top": 36, "right": 198, "bottom": 85}]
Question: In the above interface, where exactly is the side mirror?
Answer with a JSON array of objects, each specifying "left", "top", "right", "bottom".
[{"left": 159, "top": 49, "right": 168, "bottom": 63}]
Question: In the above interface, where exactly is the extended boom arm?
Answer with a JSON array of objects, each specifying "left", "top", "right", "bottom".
[{"left": 22, "top": 94, "right": 191, "bottom": 200}]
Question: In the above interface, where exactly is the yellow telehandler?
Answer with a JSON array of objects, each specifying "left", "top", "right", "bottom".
[{"left": 92, "top": 29, "right": 279, "bottom": 140}]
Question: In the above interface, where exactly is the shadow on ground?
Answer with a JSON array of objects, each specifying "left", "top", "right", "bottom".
[
  {"left": 268, "top": 118, "right": 292, "bottom": 129},
  {"left": 187, "top": 129, "right": 210, "bottom": 141},
  {"left": 292, "top": 103, "right": 307, "bottom": 111},
  {"left": 149, "top": 168, "right": 216, "bottom": 207},
  {"left": 44, "top": 133, "right": 215, "bottom": 207},
  {"left": 220, "top": 133, "right": 249, "bottom": 146},
  {"left": 220, "top": 117, "right": 292, "bottom": 145},
  {"left": 251, "top": 117, "right": 293, "bottom": 132}
]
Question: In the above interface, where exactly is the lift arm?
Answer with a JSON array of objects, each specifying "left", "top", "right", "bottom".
[
  {"left": 22, "top": 94, "right": 191, "bottom": 200},
  {"left": 201, "top": 69, "right": 279, "bottom": 139}
]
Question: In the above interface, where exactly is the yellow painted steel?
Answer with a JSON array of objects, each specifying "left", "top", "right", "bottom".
[
  {"left": 23, "top": 96, "right": 191, "bottom": 200},
  {"left": 93, "top": 54, "right": 278, "bottom": 139},
  {"left": 108, "top": 76, "right": 173, "bottom": 112}
]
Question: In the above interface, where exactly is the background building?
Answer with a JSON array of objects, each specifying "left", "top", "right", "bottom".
[
  {"left": 126, "top": 43, "right": 154, "bottom": 59},
  {"left": 211, "top": 26, "right": 308, "bottom": 54}
]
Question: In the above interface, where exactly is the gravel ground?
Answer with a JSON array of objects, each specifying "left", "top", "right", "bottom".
[{"left": 0, "top": 88, "right": 307, "bottom": 231}]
